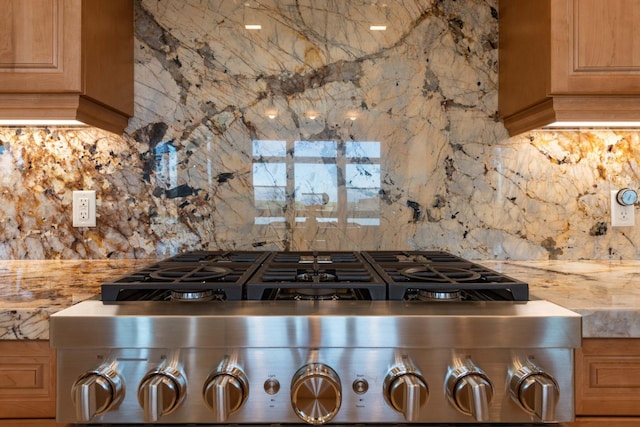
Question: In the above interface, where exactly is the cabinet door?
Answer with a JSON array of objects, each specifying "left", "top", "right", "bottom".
[
  {"left": 576, "top": 338, "right": 640, "bottom": 416},
  {"left": 0, "top": 0, "right": 81, "bottom": 92},
  {"left": 565, "top": 418, "right": 640, "bottom": 427},
  {"left": 0, "top": 341, "right": 56, "bottom": 419},
  {"left": 551, "top": 0, "right": 640, "bottom": 93}
]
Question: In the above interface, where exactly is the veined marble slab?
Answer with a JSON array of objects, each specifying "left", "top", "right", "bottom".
[
  {"left": 0, "top": 259, "right": 152, "bottom": 339},
  {"left": 480, "top": 260, "right": 640, "bottom": 338},
  {"left": 1, "top": 259, "right": 640, "bottom": 340},
  {"left": 1, "top": 0, "right": 640, "bottom": 261}
]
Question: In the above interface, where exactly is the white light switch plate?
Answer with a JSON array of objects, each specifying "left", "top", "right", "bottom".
[{"left": 72, "top": 190, "right": 96, "bottom": 227}]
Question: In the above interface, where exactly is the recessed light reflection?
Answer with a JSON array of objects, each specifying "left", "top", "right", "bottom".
[
  {"left": 265, "top": 109, "right": 278, "bottom": 119},
  {"left": 346, "top": 111, "right": 359, "bottom": 121},
  {"left": 245, "top": 24, "right": 262, "bottom": 30},
  {"left": 370, "top": 25, "right": 387, "bottom": 31}
]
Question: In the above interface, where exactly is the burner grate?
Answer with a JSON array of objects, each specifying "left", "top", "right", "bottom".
[
  {"left": 99, "top": 250, "right": 529, "bottom": 303},
  {"left": 362, "top": 251, "right": 529, "bottom": 301},
  {"left": 100, "top": 251, "right": 270, "bottom": 302},
  {"left": 247, "top": 251, "right": 387, "bottom": 300}
]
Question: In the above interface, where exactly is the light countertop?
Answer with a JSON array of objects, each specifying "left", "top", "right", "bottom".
[
  {"left": 1, "top": 259, "right": 638, "bottom": 340},
  {"left": 479, "top": 260, "right": 640, "bottom": 338},
  {"left": 0, "top": 259, "right": 152, "bottom": 339}
]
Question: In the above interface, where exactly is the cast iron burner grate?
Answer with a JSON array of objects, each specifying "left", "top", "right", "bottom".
[
  {"left": 100, "top": 251, "right": 270, "bottom": 302},
  {"left": 246, "top": 251, "right": 388, "bottom": 300},
  {"left": 362, "top": 251, "right": 529, "bottom": 301}
]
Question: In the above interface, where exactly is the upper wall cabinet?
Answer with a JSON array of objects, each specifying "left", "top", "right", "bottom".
[
  {"left": 0, "top": 0, "right": 133, "bottom": 134},
  {"left": 499, "top": 0, "right": 640, "bottom": 136}
]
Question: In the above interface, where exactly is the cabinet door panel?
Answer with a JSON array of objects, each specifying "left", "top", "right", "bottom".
[
  {"left": 0, "top": 0, "right": 81, "bottom": 92},
  {"left": 565, "top": 418, "right": 640, "bottom": 427},
  {"left": 576, "top": 339, "right": 640, "bottom": 416},
  {"left": 575, "top": 0, "right": 640, "bottom": 70},
  {"left": 0, "top": 341, "right": 55, "bottom": 419},
  {"left": 551, "top": 0, "right": 640, "bottom": 93},
  {"left": 0, "top": 0, "right": 58, "bottom": 68}
]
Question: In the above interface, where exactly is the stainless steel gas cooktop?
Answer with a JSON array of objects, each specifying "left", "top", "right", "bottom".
[{"left": 50, "top": 251, "right": 580, "bottom": 426}]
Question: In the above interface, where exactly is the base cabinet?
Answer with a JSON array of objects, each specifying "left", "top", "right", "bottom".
[
  {"left": 1, "top": 421, "right": 70, "bottom": 427},
  {"left": 566, "top": 419, "right": 640, "bottom": 427},
  {"left": 568, "top": 338, "right": 640, "bottom": 426},
  {"left": 0, "top": 341, "right": 56, "bottom": 420}
]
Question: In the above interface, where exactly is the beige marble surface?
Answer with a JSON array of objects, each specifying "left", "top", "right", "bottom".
[
  {"left": 1, "top": 259, "right": 639, "bottom": 340},
  {"left": 479, "top": 260, "right": 640, "bottom": 338},
  {"left": 2, "top": 1, "right": 640, "bottom": 261},
  {"left": 0, "top": 259, "right": 153, "bottom": 339}
]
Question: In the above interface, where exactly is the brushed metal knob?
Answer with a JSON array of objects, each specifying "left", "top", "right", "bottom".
[
  {"left": 137, "top": 366, "right": 187, "bottom": 422},
  {"left": 290, "top": 363, "right": 341, "bottom": 424},
  {"left": 71, "top": 364, "right": 125, "bottom": 422},
  {"left": 203, "top": 364, "right": 249, "bottom": 422},
  {"left": 446, "top": 358, "right": 493, "bottom": 422},
  {"left": 383, "top": 361, "right": 428, "bottom": 421},
  {"left": 509, "top": 361, "right": 560, "bottom": 422},
  {"left": 264, "top": 378, "right": 281, "bottom": 395}
]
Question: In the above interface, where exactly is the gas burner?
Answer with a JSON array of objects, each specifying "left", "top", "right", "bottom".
[
  {"left": 293, "top": 289, "right": 340, "bottom": 300},
  {"left": 299, "top": 255, "right": 333, "bottom": 263},
  {"left": 417, "top": 289, "right": 462, "bottom": 302},
  {"left": 400, "top": 266, "right": 482, "bottom": 282},
  {"left": 272, "top": 287, "right": 353, "bottom": 301},
  {"left": 293, "top": 294, "right": 340, "bottom": 301},
  {"left": 296, "top": 272, "right": 337, "bottom": 282},
  {"left": 149, "top": 266, "right": 231, "bottom": 281},
  {"left": 170, "top": 289, "right": 217, "bottom": 302},
  {"left": 396, "top": 254, "right": 431, "bottom": 263}
]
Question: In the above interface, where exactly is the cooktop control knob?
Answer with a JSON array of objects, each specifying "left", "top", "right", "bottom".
[
  {"left": 137, "top": 366, "right": 187, "bottom": 422},
  {"left": 71, "top": 364, "right": 125, "bottom": 422},
  {"left": 383, "top": 361, "right": 428, "bottom": 421},
  {"left": 509, "top": 361, "right": 560, "bottom": 422},
  {"left": 445, "top": 358, "right": 493, "bottom": 422},
  {"left": 290, "top": 363, "right": 342, "bottom": 424},
  {"left": 203, "top": 363, "right": 249, "bottom": 422}
]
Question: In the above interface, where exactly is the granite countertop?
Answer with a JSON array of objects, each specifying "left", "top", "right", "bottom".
[
  {"left": 479, "top": 260, "right": 640, "bottom": 338},
  {"left": 1, "top": 259, "right": 639, "bottom": 340},
  {"left": 0, "top": 259, "right": 152, "bottom": 339}
]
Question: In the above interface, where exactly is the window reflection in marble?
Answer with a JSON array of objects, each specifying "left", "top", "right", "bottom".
[
  {"left": 154, "top": 142, "right": 178, "bottom": 190},
  {"left": 252, "top": 140, "right": 287, "bottom": 225},
  {"left": 252, "top": 140, "right": 381, "bottom": 227}
]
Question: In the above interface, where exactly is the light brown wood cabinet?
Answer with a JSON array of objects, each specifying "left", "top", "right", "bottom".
[
  {"left": 0, "top": 0, "right": 133, "bottom": 134},
  {"left": 499, "top": 0, "right": 640, "bottom": 135},
  {"left": 565, "top": 338, "right": 640, "bottom": 427},
  {"left": 0, "top": 340, "right": 56, "bottom": 419}
]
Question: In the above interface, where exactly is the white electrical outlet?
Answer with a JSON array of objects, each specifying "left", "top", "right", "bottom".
[
  {"left": 72, "top": 190, "right": 96, "bottom": 227},
  {"left": 611, "top": 190, "right": 635, "bottom": 227}
]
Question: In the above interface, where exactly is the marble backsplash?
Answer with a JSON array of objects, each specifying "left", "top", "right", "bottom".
[{"left": 1, "top": 0, "right": 639, "bottom": 260}]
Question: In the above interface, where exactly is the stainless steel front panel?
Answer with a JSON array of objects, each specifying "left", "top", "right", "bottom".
[
  {"left": 55, "top": 347, "right": 575, "bottom": 424},
  {"left": 51, "top": 300, "right": 581, "bottom": 424},
  {"left": 50, "top": 300, "right": 581, "bottom": 349}
]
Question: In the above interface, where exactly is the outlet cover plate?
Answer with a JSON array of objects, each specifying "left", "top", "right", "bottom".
[
  {"left": 72, "top": 190, "right": 96, "bottom": 227},
  {"left": 611, "top": 190, "right": 635, "bottom": 227}
]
